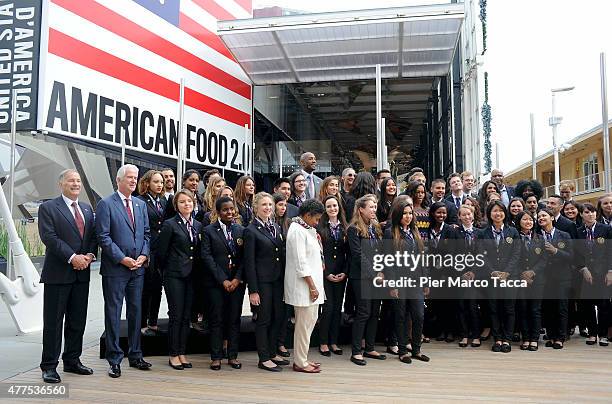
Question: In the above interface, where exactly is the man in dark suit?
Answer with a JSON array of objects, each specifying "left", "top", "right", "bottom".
[
  {"left": 38, "top": 169, "right": 97, "bottom": 384},
  {"left": 273, "top": 177, "right": 299, "bottom": 218},
  {"left": 96, "top": 164, "right": 151, "bottom": 378},
  {"left": 547, "top": 195, "right": 579, "bottom": 239},
  {"left": 445, "top": 173, "right": 468, "bottom": 210},
  {"left": 300, "top": 152, "right": 323, "bottom": 199},
  {"left": 491, "top": 169, "right": 515, "bottom": 207}
]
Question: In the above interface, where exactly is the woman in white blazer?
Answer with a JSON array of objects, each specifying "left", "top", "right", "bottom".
[{"left": 284, "top": 199, "right": 326, "bottom": 374}]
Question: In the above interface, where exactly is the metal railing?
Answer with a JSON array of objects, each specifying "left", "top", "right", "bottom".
[{"left": 542, "top": 170, "right": 611, "bottom": 198}]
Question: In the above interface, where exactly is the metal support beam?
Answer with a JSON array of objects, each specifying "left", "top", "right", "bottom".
[
  {"left": 601, "top": 52, "right": 611, "bottom": 193},
  {"left": 376, "top": 64, "right": 383, "bottom": 172}
]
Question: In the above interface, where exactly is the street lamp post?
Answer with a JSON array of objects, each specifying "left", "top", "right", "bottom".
[{"left": 549, "top": 86, "right": 575, "bottom": 194}]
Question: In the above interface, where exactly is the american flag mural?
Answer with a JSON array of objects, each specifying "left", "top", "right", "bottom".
[{"left": 38, "top": 0, "right": 253, "bottom": 172}]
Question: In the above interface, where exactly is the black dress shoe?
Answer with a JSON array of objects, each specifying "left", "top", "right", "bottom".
[
  {"left": 363, "top": 351, "right": 386, "bottom": 360},
  {"left": 553, "top": 342, "right": 564, "bottom": 350},
  {"left": 399, "top": 354, "right": 412, "bottom": 364},
  {"left": 42, "top": 369, "right": 61, "bottom": 383},
  {"left": 586, "top": 339, "right": 597, "bottom": 345},
  {"left": 258, "top": 362, "right": 281, "bottom": 372},
  {"left": 277, "top": 349, "right": 291, "bottom": 358},
  {"left": 63, "top": 361, "right": 94, "bottom": 375},
  {"left": 501, "top": 343, "right": 511, "bottom": 353},
  {"left": 411, "top": 353, "right": 430, "bottom": 362},
  {"left": 228, "top": 361, "right": 242, "bottom": 369},
  {"left": 599, "top": 337, "right": 610, "bottom": 347},
  {"left": 332, "top": 348, "right": 343, "bottom": 355},
  {"left": 108, "top": 364, "right": 121, "bottom": 378},
  {"left": 458, "top": 341, "right": 468, "bottom": 348},
  {"left": 271, "top": 358, "right": 290, "bottom": 366},
  {"left": 319, "top": 348, "right": 331, "bottom": 357},
  {"left": 528, "top": 343, "right": 539, "bottom": 351},
  {"left": 491, "top": 343, "right": 502, "bottom": 353},
  {"left": 168, "top": 360, "right": 184, "bottom": 370},
  {"left": 129, "top": 358, "right": 152, "bottom": 370},
  {"left": 545, "top": 340, "right": 554, "bottom": 348},
  {"left": 386, "top": 346, "right": 400, "bottom": 355},
  {"left": 210, "top": 362, "right": 221, "bottom": 371},
  {"left": 181, "top": 362, "right": 193, "bottom": 369},
  {"left": 350, "top": 356, "right": 367, "bottom": 366}
]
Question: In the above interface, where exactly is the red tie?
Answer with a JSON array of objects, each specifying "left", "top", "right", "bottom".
[
  {"left": 125, "top": 198, "right": 134, "bottom": 226},
  {"left": 72, "top": 202, "right": 85, "bottom": 238}
]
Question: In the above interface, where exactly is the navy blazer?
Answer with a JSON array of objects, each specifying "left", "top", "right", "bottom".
[
  {"left": 576, "top": 223, "right": 612, "bottom": 277},
  {"left": 157, "top": 214, "right": 201, "bottom": 279},
  {"left": 347, "top": 225, "right": 381, "bottom": 280},
  {"left": 244, "top": 221, "right": 285, "bottom": 294},
  {"left": 517, "top": 233, "right": 547, "bottom": 285},
  {"left": 39, "top": 196, "right": 97, "bottom": 284},
  {"left": 539, "top": 228, "right": 573, "bottom": 283},
  {"left": 555, "top": 214, "right": 578, "bottom": 239},
  {"left": 201, "top": 221, "right": 245, "bottom": 286},
  {"left": 96, "top": 192, "right": 150, "bottom": 278},
  {"left": 319, "top": 223, "right": 349, "bottom": 276},
  {"left": 137, "top": 194, "right": 166, "bottom": 268},
  {"left": 476, "top": 225, "right": 521, "bottom": 278}
]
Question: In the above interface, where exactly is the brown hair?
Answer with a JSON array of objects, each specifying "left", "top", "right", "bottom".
[
  {"left": 172, "top": 189, "right": 195, "bottom": 213},
  {"left": 234, "top": 175, "right": 255, "bottom": 210},
  {"left": 137, "top": 170, "right": 165, "bottom": 197},
  {"left": 318, "top": 176, "right": 340, "bottom": 201}
]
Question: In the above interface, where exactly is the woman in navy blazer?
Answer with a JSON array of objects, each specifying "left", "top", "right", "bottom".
[
  {"left": 157, "top": 189, "right": 202, "bottom": 370},
  {"left": 244, "top": 192, "right": 287, "bottom": 371},
  {"left": 201, "top": 197, "right": 246, "bottom": 370},
  {"left": 476, "top": 201, "right": 521, "bottom": 353},
  {"left": 317, "top": 195, "right": 349, "bottom": 356},
  {"left": 136, "top": 170, "right": 167, "bottom": 337}
]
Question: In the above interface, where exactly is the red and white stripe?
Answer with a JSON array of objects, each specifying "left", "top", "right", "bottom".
[{"left": 42, "top": 0, "right": 252, "bottom": 131}]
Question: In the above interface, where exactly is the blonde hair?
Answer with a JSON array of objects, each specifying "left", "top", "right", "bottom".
[
  {"left": 349, "top": 194, "right": 382, "bottom": 238},
  {"left": 172, "top": 189, "right": 195, "bottom": 213},
  {"left": 203, "top": 177, "right": 226, "bottom": 212},
  {"left": 252, "top": 192, "right": 274, "bottom": 220}
]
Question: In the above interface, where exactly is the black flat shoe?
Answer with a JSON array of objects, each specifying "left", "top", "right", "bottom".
[
  {"left": 258, "top": 362, "right": 281, "bottom": 372},
  {"left": 42, "top": 369, "right": 61, "bottom": 383},
  {"left": 181, "top": 362, "right": 192, "bottom": 368},
  {"left": 228, "top": 361, "right": 242, "bottom": 369},
  {"left": 470, "top": 341, "right": 481, "bottom": 348},
  {"left": 545, "top": 340, "right": 554, "bottom": 348},
  {"left": 271, "top": 358, "right": 290, "bottom": 366},
  {"left": 480, "top": 333, "right": 491, "bottom": 342},
  {"left": 350, "top": 356, "right": 367, "bottom": 366},
  {"left": 129, "top": 358, "right": 152, "bottom": 370},
  {"left": 445, "top": 336, "right": 455, "bottom": 343},
  {"left": 586, "top": 339, "right": 597, "bottom": 345},
  {"left": 363, "top": 351, "right": 386, "bottom": 360},
  {"left": 458, "top": 341, "right": 468, "bottom": 348},
  {"left": 599, "top": 338, "right": 610, "bottom": 347},
  {"left": 553, "top": 342, "right": 564, "bottom": 350},
  {"left": 491, "top": 343, "right": 502, "bottom": 353},
  {"left": 386, "top": 346, "right": 400, "bottom": 355},
  {"left": 108, "top": 364, "right": 121, "bottom": 378},
  {"left": 332, "top": 348, "right": 343, "bottom": 355},
  {"left": 520, "top": 343, "right": 529, "bottom": 351},
  {"left": 319, "top": 348, "right": 331, "bottom": 357},
  {"left": 63, "top": 361, "right": 93, "bottom": 375},
  {"left": 411, "top": 353, "right": 430, "bottom": 362},
  {"left": 210, "top": 362, "right": 221, "bottom": 371},
  {"left": 501, "top": 343, "right": 511, "bottom": 353},
  {"left": 169, "top": 360, "right": 184, "bottom": 370},
  {"left": 528, "top": 343, "right": 539, "bottom": 351},
  {"left": 277, "top": 349, "right": 291, "bottom": 358},
  {"left": 399, "top": 355, "right": 412, "bottom": 364}
]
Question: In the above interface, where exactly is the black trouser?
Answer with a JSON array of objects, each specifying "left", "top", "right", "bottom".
[
  {"left": 350, "top": 279, "right": 381, "bottom": 355},
  {"left": 165, "top": 275, "right": 193, "bottom": 357},
  {"left": 41, "top": 281, "right": 89, "bottom": 371},
  {"left": 207, "top": 283, "right": 245, "bottom": 360},
  {"left": 255, "top": 279, "right": 284, "bottom": 362},
  {"left": 518, "top": 299, "right": 542, "bottom": 342},
  {"left": 582, "top": 299, "right": 610, "bottom": 338},
  {"left": 380, "top": 299, "right": 397, "bottom": 346},
  {"left": 141, "top": 265, "right": 163, "bottom": 328},
  {"left": 543, "top": 298, "right": 569, "bottom": 342},
  {"left": 489, "top": 299, "right": 515, "bottom": 342},
  {"left": 458, "top": 298, "right": 481, "bottom": 339},
  {"left": 190, "top": 268, "right": 204, "bottom": 324},
  {"left": 435, "top": 299, "right": 458, "bottom": 337},
  {"left": 319, "top": 278, "right": 346, "bottom": 345},
  {"left": 394, "top": 297, "right": 424, "bottom": 355},
  {"left": 479, "top": 298, "right": 491, "bottom": 331},
  {"left": 276, "top": 303, "right": 293, "bottom": 348}
]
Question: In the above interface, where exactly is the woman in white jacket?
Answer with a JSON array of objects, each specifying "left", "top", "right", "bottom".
[{"left": 284, "top": 199, "right": 326, "bottom": 373}]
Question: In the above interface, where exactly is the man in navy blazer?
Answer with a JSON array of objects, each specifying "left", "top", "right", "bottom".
[
  {"left": 96, "top": 164, "right": 151, "bottom": 378},
  {"left": 38, "top": 169, "right": 97, "bottom": 384}
]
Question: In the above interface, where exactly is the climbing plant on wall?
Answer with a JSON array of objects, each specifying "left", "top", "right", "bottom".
[
  {"left": 482, "top": 72, "right": 492, "bottom": 173},
  {"left": 479, "top": 0, "right": 487, "bottom": 55}
]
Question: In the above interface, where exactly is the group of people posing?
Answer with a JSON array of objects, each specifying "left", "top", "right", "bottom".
[{"left": 37, "top": 153, "right": 612, "bottom": 384}]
